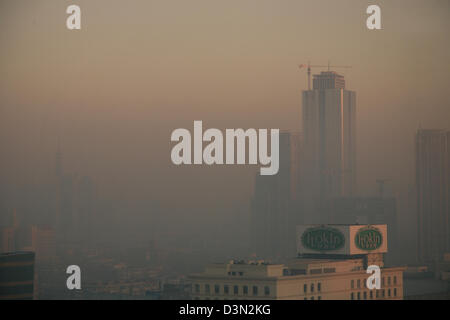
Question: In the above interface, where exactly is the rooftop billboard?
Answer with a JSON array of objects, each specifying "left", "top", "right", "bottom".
[{"left": 296, "top": 224, "right": 388, "bottom": 255}]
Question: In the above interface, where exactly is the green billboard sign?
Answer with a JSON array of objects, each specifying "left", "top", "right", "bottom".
[
  {"left": 354, "top": 226, "right": 383, "bottom": 251},
  {"left": 301, "top": 226, "right": 345, "bottom": 252}
]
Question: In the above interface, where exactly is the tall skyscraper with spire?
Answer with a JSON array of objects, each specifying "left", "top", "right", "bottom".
[{"left": 302, "top": 71, "right": 356, "bottom": 222}]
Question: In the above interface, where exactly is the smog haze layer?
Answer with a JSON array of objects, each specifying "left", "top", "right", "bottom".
[{"left": 1, "top": 0, "right": 449, "bottom": 257}]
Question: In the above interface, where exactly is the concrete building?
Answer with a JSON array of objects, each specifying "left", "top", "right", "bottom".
[
  {"left": 416, "top": 129, "right": 450, "bottom": 263},
  {"left": 189, "top": 258, "right": 403, "bottom": 300},
  {"left": 0, "top": 214, "right": 56, "bottom": 300},
  {"left": 191, "top": 224, "right": 404, "bottom": 300},
  {"left": 302, "top": 71, "right": 356, "bottom": 222},
  {"left": 0, "top": 252, "right": 35, "bottom": 300}
]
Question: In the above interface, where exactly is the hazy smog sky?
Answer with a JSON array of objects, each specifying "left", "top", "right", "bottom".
[{"left": 1, "top": 0, "right": 449, "bottom": 237}]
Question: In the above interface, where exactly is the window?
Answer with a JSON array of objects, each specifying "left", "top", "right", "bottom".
[
  {"left": 310, "top": 283, "right": 314, "bottom": 293},
  {"left": 239, "top": 272, "right": 244, "bottom": 276},
  {"left": 370, "top": 291, "right": 373, "bottom": 299},
  {"left": 318, "top": 296, "right": 321, "bottom": 300},
  {"left": 388, "top": 289, "right": 391, "bottom": 297},
  {"left": 252, "top": 286, "right": 258, "bottom": 296},
  {"left": 363, "top": 291, "right": 367, "bottom": 300},
  {"left": 233, "top": 285, "right": 238, "bottom": 295},
  {"left": 232, "top": 272, "right": 236, "bottom": 276},
  {"left": 357, "top": 279, "right": 361, "bottom": 288},
  {"left": 376, "top": 290, "right": 379, "bottom": 298},
  {"left": 205, "top": 284, "right": 210, "bottom": 294},
  {"left": 224, "top": 285, "right": 229, "bottom": 294},
  {"left": 351, "top": 279, "right": 354, "bottom": 289},
  {"left": 310, "top": 296, "right": 314, "bottom": 300},
  {"left": 382, "top": 277, "right": 385, "bottom": 286},
  {"left": 243, "top": 286, "right": 248, "bottom": 295},
  {"left": 318, "top": 283, "right": 321, "bottom": 292},
  {"left": 215, "top": 285, "right": 220, "bottom": 294},
  {"left": 382, "top": 289, "right": 385, "bottom": 297},
  {"left": 357, "top": 292, "right": 361, "bottom": 300},
  {"left": 351, "top": 292, "right": 354, "bottom": 300},
  {"left": 303, "top": 284, "right": 307, "bottom": 293},
  {"left": 394, "top": 288, "right": 397, "bottom": 297},
  {"left": 394, "top": 276, "right": 397, "bottom": 285},
  {"left": 195, "top": 284, "right": 200, "bottom": 293},
  {"left": 264, "top": 286, "right": 270, "bottom": 296},
  {"left": 388, "top": 277, "right": 391, "bottom": 286}
]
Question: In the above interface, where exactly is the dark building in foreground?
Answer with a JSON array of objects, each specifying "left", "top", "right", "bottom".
[{"left": 0, "top": 251, "right": 35, "bottom": 300}]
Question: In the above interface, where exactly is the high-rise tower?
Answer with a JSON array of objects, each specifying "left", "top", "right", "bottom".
[
  {"left": 416, "top": 129, "right": 450, "bottom": 263},
  {"left": 302, "top": 71, "right": 356, "bottom": 212}
]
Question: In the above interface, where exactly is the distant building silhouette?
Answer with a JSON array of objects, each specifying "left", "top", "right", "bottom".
[
  {"left": 416, "top": 129, "right": 450, "bottom": 263},
  {"left": 251, "top": 132, "right": 303, "bottom": 259},
  {"left": 53, "top": 143, "right": 96, "bottom": 246}
]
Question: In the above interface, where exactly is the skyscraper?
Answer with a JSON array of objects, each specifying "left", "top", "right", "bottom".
[
  {"left": 416, "top": 129, "right": 450, "bottom": 263},
  {"left": 302, "top": 71, "right": 356, "bottom": 222}
]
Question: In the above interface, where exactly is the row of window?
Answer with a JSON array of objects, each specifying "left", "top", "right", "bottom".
[
  {"left": 350, "top": 288, "right": 398, "bottom": 300},
  {"left": 194, "top": 282, "right": 323, "bottom": 296},
  {"left": 194, "top": 284, "right": 271, "bottom": 296},
  {"left": 351, "top": 276, "right": 397, "bottom": 289},
  {"left": 303, "top": 282, "right": 322, "bottom": 294},
  {"left": 193, "top": 296, "right": 324, "bottom": 301}
]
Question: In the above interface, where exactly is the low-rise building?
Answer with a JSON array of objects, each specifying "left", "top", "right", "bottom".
[
  {"left": 189, "top": 258, "right": 403, "bottom": 300},
  {"left": 189, "top": 224, "right": 405, "bottom": 300}
]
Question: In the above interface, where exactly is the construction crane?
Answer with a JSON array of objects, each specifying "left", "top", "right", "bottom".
[{"left": 298, "top": 62, "right": 352, "bottom": 90}]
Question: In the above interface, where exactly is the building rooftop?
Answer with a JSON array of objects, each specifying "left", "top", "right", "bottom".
[
  {"left": 191, "top": 256, "right": 369, "bottom": 279},
  {"left": 313, "top": 71, "right": 345, "bottom": 90}
]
